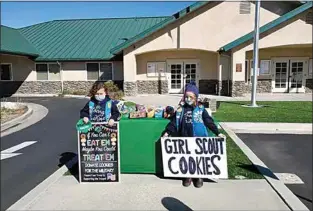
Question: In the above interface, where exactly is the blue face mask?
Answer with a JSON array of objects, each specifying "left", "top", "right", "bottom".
[{"left": 95, "top": 95, "right": 106, "bottom": 102}]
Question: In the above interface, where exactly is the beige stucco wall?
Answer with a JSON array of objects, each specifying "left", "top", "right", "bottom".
[
  {"left": 0, "top": 54, "right": 36, "bottom": 81},
  {"left": 245, "top": 46, "right": 313, "bottom": 80},
  {"left": 246, "top": 46, "right": 313, "bottom": 60},
  {"left": 61, "top": 62, "right": 86, "bottom": 81},
  {"left": 232, "top": 10, "right": 312, "bottom": 81},
  {"left": 136, "top": 49, "right": 218, "bottom": 81},
  {"left": 61, "top": 61, "right": 123, "bottom": 81},
  {"left": 123, "top": 1, "right": 288, "bottom": 81},
  {"left": 0, "top": 56, "right": 123, "bottom": 81},
  {"left": 123, "top": 2, "right": 312, "bottom": 83}
]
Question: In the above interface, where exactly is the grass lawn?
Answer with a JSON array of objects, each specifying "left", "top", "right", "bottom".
[
  {"left": 214, "top": 101, "right": 312, "bottom": 123},
  {"left": 221, "top": 130, "right": 263, "bottom": 179},
  {"left": 64, "top": 130, "right": 263, "bottom": 180}
]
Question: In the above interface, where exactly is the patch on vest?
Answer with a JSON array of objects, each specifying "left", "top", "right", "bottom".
[
  {"left": 193, "top": 110, "right": 203, "bottom": 123},
  {"left": 107, "top": 102, "right": 111, "bottom": 109}
]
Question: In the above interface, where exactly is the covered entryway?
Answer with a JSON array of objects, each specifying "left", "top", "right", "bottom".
[
  {"left": 167, "top": 59, "right": 199, "bottom": 93},
  {"left": 272, "top": 58, "right": 309, "bottom": 93},
  {"left": 135, "top": 49, "right": 218, "bottom": 95}
]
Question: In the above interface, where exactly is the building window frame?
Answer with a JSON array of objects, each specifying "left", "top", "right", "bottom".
[
  {"left": 85, "top": 62, "right": 114, "bottom": 81},
  {"left": 35, "top": 62, "right": 61, "bottom": 81},
  {"left": 259, "top": 60, "right": 271, "bottom": 75},
  {"left": 0, "top": 63, "right": 13, "bottom": 81}
]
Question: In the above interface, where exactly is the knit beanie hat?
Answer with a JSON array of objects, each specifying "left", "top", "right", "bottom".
[{"left": 185, "top": 81, "right": 199, "bottom": 98}]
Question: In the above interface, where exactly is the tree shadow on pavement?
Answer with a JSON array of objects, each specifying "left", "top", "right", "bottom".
[
  {"left": 238, "top": 163, "right": 278, "bottom": 180},
  {"left": 58, "top": 152, "right": 79, "bottom": 181},
  {"left": 162, "top": 197, "right": 193, "bottom": 211}
]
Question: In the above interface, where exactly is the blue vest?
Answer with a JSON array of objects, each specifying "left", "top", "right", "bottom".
[
  {"left": 89, "top": 100, "right": 112, "bottom": 122},
  {"left": 176, "top": 105, "right": 209, "bottom": 137}
]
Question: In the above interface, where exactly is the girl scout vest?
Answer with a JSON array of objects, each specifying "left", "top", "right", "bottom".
[
  {"left": 88, "top": 100, "right": 112, "bottom": 122},
  {"left": 176, "top": 105, "right": 209, "bottom": 137}
]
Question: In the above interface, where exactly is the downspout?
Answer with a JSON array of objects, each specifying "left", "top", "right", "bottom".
[{"left": 57, "top": 61, "right": 63, "bottom": 94}]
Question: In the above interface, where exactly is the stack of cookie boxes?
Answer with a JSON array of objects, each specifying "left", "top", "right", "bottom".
[{"left": 113, "top": 100, "right": 175, "bottom": 120}]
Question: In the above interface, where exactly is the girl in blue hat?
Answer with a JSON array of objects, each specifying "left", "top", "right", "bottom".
[{"left": 164, "top": 81, "right": 225, "bottom": 188}]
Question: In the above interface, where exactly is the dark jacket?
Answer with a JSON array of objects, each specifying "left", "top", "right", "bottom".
[
  {"left": 80, "top": 96, "right": 120, "bottom": 121},
  {"left": 165, "top": 104, "right": 219, "bottom": 137}
]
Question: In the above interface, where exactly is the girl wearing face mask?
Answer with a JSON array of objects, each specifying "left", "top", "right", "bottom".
[
  {"left": 163, "top": 81, "right": 225, "bottom": 188},
  {"left": 80, "top": 82, "right": 120, "bottom": 126}
]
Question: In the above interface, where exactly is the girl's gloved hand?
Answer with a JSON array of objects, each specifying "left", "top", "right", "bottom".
[
  {"left": 108, "top": 119, "right": 115, "bottom": 126},
  {"left": 83, "top": 117, "right": 89, "bottom": 124},
  {"left": 218, "top": 133, "right": 226, "bottom": 139}
]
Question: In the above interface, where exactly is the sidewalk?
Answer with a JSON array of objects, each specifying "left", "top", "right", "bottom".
[
  {"left": 223, "top": 122, "right": 312, "bottom": 134},
  {"left": 12, "top": 174, "right": 290, "bottom": 210}
]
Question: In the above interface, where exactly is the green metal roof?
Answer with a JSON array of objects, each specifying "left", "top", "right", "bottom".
[
  {"left": 219, "top": 1, "right": 313, "bottom": 52},
  {"left": 0, "top": 25, "right": 39, "bottom": 57},
  {"left": 110, "top": 1, "right": 209, "bottom": 55},
  {"left": 1, "top": 1, "right": 209, "bottom": 61},
  {"left": 18, "top": 17, "right": 170, "bottom": 61}
]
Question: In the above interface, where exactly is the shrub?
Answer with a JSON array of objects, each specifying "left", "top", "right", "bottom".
[{"left": 103, "top": 81, "right": 124, "bottom": 100}]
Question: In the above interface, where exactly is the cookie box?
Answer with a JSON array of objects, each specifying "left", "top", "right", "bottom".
[
  {"left": 129, "top": 111, "right": 147, "bottom": 119},
  {"left": 154, "top": 107, "right": 164, "bottom": 118},
  {"left": 146, "top": 106, "right": 155, "bottom": 118}
]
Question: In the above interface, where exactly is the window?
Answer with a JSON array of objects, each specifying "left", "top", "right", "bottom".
[
  {"left": 0, "top": 64, "right": 12, "bottom": 80},
  {"left": 87, "top": 62, "right": 113, "bottom": 81},
  {"left": 259, "top": 60, "right": 271, "bottom": 75},
  {"left": 36, "top": 63, "right": 60, "bottom": 80},
  {"left": 309, "top": 59, "right": 313, "bottom": 75}
]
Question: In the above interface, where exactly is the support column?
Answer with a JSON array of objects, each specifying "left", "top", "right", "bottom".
[{"left": 123, "top": 51, "right": 138, "bottom": 96}]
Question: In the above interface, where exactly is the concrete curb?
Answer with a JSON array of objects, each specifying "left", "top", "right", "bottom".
[
  {"left": 63, "top": 94, "right": 90, "bottom": 99},
  {"left": 223, "top": 122, "right": 312, "bottom": 135},
  {"left": 11, "top": 94, "right": 58, "bottom": 98},
  {"left": 228, "top": 129, "right": 312, "bottom": 135},
  {"left": 1, "top": 103, "right": 49, "bottom": 138},
  {"left": 220, "top": 122, "right": 309, "bottom": 211},
  {"left": 1, "top": 103, "right": 33, "bottom": 132},
  {"left": 7, "top": 155, "right": 78, "bottom": 210}
]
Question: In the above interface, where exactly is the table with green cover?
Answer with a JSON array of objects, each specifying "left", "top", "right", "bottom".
[{"left": 119, "top": 117, "right": 219, "bottom": 174}]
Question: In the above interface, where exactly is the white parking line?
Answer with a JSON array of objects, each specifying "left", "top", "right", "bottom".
[
  {"left": 1, "top": 153, "right": 22, "bottom": 160},
  {"left": 1, "top": 141, "right": 37, "bottom": 160},
  {"left": 1, "top": 141, "right": 37, "bottom": 153}
]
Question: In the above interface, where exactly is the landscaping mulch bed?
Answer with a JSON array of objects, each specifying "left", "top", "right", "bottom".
[{"left": 0, "top": 106, "right": 28, "bottom": 124}]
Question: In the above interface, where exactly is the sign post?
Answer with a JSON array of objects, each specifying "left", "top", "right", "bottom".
[
  {"left": 161, "top": 137, "right": 228, "bottom": 179},
  {"left": 77, "top": 122, "right": 120, "bottom": 183},
  {"left": 250, "top": 0, "right": 261, "bottom": 107}
]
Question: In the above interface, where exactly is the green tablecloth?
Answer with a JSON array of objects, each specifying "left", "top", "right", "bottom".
[{"left": 119, "top": 117, "right": 219, "bottom": 174}]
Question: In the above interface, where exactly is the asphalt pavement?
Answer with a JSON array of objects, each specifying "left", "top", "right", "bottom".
[
  {"left": 1, "top": 97, "right": 88, "bottom": 210},
  {"left": 238, "top": 133, "right": 312, "bottom": 211}
]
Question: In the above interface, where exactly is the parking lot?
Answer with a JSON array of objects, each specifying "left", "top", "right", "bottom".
[{"left": 238, "top": 133, "right": 312, "bottom": 211}]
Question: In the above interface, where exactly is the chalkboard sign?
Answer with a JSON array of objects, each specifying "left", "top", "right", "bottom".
[{"left": 77, "top": 122, "right": 120, "bottom": 183}]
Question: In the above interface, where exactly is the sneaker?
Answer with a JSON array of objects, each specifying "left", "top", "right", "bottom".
[
  {"left": 182, "top": 178, "right": 192, "bottom": 187},
  {"left": 193, "top": 178, "right": 204, "bottom": 188}
]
